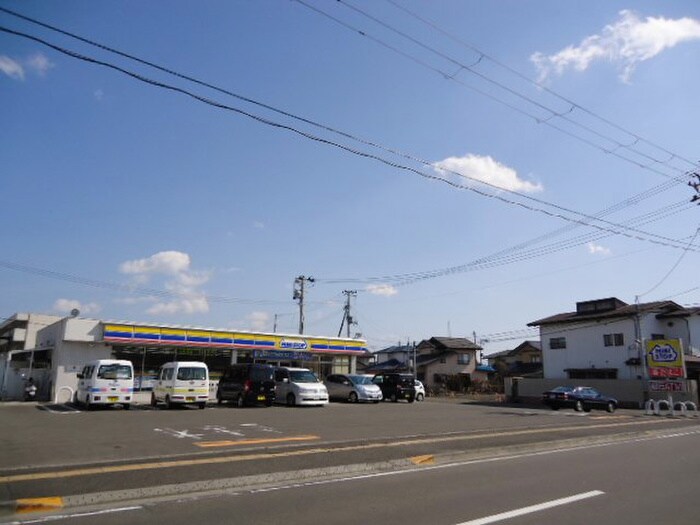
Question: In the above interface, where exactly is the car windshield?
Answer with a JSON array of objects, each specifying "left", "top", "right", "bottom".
[
  {"left": 251, "top": 368, "right": 274, "bottom": 381},
  {"left": 97, "top": 364, "right": 132, "bottom": 380},
  {"left": 177, "top": 367, "right": 207, "bottom": 381},
  {"left": 289, "top": 370, "right": 319, "bottom": 383},
  {"left": 551, "top": 386, "right": 574, "bottom": 393},
  {"left": 348, "top": 375, "right": 374, "bottom": 385}
]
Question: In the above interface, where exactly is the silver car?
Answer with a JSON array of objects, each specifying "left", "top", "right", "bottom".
[{"left": 324, "top": 374, "right": 383, "bottom": 403}]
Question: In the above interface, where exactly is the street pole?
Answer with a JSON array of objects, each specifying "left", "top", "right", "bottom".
[{"left": 293, "top": 276, "right": 314, "bottom": 335}]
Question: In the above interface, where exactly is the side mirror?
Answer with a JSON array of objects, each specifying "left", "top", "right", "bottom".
[{"left": 77, "top": 373, "right": 84, "bottom": 379}]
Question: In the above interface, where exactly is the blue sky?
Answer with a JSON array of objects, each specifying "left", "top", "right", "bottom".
[{"left": 2, "top": 1, "right": 699, "bottom": 353}]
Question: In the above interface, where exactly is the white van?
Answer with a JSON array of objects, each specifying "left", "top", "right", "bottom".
[
  {"left": 151, "top": 361, "right": 209, "bottom": 409},
  {"left": 274, "top": 367, "right": 329, "bottom": 407},
  {"left": 76, "top": 359, "right": 134, "bottom": 409}
]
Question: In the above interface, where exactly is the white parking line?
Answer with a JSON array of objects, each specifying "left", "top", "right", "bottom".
[
  {"left": 7, "top": 505, "right": 142, "bottom": 524},
  {"left": 455, "top": 490, "right": 605, "bottom": 525}
]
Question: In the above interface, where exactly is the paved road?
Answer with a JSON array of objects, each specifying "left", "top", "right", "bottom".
[
  {"left": 6, "top": 425, "right": 699, "bottom": 525},
  {"left": 1, "top": 399, "right": 698, "bottom": 521}
]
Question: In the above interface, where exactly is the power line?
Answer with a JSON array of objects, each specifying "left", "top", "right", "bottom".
[
  {"left": 297, "top": 0, "right": 695, "bottom": 184},
  {"left": 638, "top": 224, "right": 700, "bottom": 298},
  {"left": 319, "top": 200, "right": 695, "bottom": 286},
  {"left": 382, "top": 0, "right": 700, "bottom": 172},
  {"left": 0, "top": 11, "right": 692, "bottom": 248},
  {"left": 2, "top": 25, "right": 695, "bottom": 254}
]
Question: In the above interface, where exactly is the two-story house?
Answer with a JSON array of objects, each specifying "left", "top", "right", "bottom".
[
  {"left": 488, "top": 340, "right": 542, "bottom": 378},
  {"left": 528, "top": 297, "right": 700, "bottom": 381},
  {"left": 415, "top": 337, "right": 483, "bottom": 390}
]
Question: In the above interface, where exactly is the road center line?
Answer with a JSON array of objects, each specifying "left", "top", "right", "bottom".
[
  {"left": 0, "top": 419, "right": 684, "bottom": 484},
  {"left": 455, "top": 491, "right": 605, "bottom": 525}
]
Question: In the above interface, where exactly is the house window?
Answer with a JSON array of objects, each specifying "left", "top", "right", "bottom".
[
  {"left": 603, "top": 333, "right": 624, "bottom": 347},
  {"left": 440, "top": 357, "right": 446, "bottom": 364},
  {"left": 458, "top": 354, "right": 471, "bottom": 365},
  {"left": 549, "top": 337, "right": 566, "bottom": 349},
  {"left": 530, "top": 356, "right": 541, "bottom": 363}
]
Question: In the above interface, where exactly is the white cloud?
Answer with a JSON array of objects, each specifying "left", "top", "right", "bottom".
[
  {"left": 53, "top": 299, "right": 101, "bottom": 316},
  {"left": 532, "top": 10, "right": 700, "bottom": 83},
  {"left": 434, "top": 154, "right": 543, "bottom": 193},
  {"left": 0, "top": 53, "right": 55, "bottom": 81},
  {"left": 253, "top": 221, "right": 265, "bottom": 229},
  {"left": 119, "top": 251, "right": 211, "bottom": 316},
  {"left": 120, "top": 251, "right": 192, "bottom": 276},
  {"left": 246, "top": 311, "right": 270, "bottom": 331},
  {"left": 26, "top": 53, "right": 54, "bottom": 76},
  {"left": 587, "top": 242, "right": 612, "bottom": 256},
  {"left": 94, "top": 89, "right": 104, "bottom": 101},
  {"left": 366, "top": 284, "right": 398, "bottom": 297},
  {"left": 0, "top": 55, "right": 24, "bottom": 80}
]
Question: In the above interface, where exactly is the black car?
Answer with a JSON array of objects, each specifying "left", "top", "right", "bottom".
[
  {"left": 372, "top": 373, "right": 416, "bottom": 403},
  {"left": 542, "top": 386, "right": 617, "bottom": 413},
  {"left": 216, "top": 364, "right": 276, "bottom": 407}
]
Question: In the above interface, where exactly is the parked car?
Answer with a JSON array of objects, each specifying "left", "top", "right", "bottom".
[
  {"left": 542, "top": 386, "right": 617, "bottom": 413},
  {"left": 217, "top": 363, "right": 275, "bottom": 407},
  {"left": 372, "top": 373, "right": 416, "bottom": 403},
  {"left": 274, "top": 367, "right": 329, "bottom": 407},
  {"left": 324, "top": 374, "right": 383, "bottom": 403},
  {"left": 151, "top": 361, "right": 209, "bottom": 409},
  {"left": 76, "top": 359, "right": 134, "bottom": 410},
  {"left": 414, "top": 379, "right": 426, "bottom": 401}
]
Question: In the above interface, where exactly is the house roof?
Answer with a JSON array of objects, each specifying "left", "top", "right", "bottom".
[
  {"left": 374, "top": 345, "right": 413, "bottom": 355},
  {"left": 528, "top": 298, "right": 685, "bottom": 327},
  {"left": 363, "top": 358, "right": 408, "bottom": 373},
  {"left": 420, "top": 337, "right": 481, "bottom": 351}
]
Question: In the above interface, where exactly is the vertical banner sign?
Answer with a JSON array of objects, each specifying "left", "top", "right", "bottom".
[{"left": 645, "top": 339, "right": 685, "bottom": 378}]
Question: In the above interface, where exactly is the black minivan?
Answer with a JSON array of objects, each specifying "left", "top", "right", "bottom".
[
  {"left": 216, "top": 364, "right": 276, "bottom": 407},
  {"left": 372, "top": 373, "right": 416, "bottom": 403}
]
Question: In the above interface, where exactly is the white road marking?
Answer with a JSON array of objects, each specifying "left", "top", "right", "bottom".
[
  {"left": 8, "top": 505, "right": 142, "bottom": 524},
  {"left": 454, "top": 491, "right": 604, "bottom": 525}
]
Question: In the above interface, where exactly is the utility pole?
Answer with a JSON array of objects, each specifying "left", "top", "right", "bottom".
[
  {"left": 293, "top": 275, "right": 314, "bottom": 334},
  {"left": 338, "top": 290, "right": 357, "bottom": 338}
]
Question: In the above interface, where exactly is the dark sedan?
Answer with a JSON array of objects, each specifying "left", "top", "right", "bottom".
[{"left": 542, "top": 386, "right": 617, "bottom": 413}]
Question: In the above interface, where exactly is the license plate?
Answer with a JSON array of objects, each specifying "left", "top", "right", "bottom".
[
  {"left": 108, "top": 396, "right": 119, "bottom": 402},
  {"left": 257, "top": 395, "right": 266, "bottom": 401},
  {"left": 186, "top": 397, "right": 195, "bottom": 402}
]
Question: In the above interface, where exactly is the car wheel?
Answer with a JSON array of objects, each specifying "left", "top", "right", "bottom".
[
  {"left": 216, "top": 391, "right": 223, "bottom": 405},
  {"left": 150, "top": 393, "right": 157, "bottom": 407},
  {"left": 574, "top": 400, "right": 584, "bottom": 412},
  {"left": 349, "top": 392, "right": 358, "bottom": 403},
  {"left": 165, "top": 395, "right": 172, "bottom": 410},
  {"left": 390, "top": 393, "right": 397, "bottom": 403},
  {"left": 123, "top": 403, "right": 131, "bottom": 410},
  {"left": 237, "top": 395, "right": 245, "bottom": 408},
  {"left": 606, "top": 402, "right": 616, "bottom": 413},
  {"left": 408, "top": 396, "right": 415, "bottom": 403},
  {"left": 416, "top": 393, "right": 424, "bottom": 402},
  {"left": 550, "top": 404, "right": 560, "bottom": 411},
  {"left": 85, "top": 395, "right": 92, "bottom": 410},
  {"left": 286, "top": 393, "right": 296, "bottom": 407},
  {"left": 198, "top": 402, "right": 206, "bottom": 410}
]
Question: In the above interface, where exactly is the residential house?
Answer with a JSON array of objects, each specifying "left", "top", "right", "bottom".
[
  {"left": 414, "top": 337, "right": 483, "bottom": 390},
  {"left": 528, "top": 297, "right": 700, "bottom": 381},
  {"left": 488, "top": 340, "right": 542, "bottom": 378},
  {"left": 363, "top": 343, "right": 414, "bottom": 373}
]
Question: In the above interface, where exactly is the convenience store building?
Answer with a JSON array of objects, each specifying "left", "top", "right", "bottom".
[{"left": 0, "top": 313, "right": 368, "bottom": 401}]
